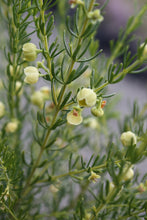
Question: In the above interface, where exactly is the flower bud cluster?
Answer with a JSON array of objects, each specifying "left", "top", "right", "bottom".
[{"left": 67, "top": 88, "right": 106, "bottom": 125}]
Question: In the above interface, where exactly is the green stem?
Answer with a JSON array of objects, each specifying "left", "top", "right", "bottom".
[
  {"left": 94, "top": 57, "right": 145, "bottom": 93},
  {"left": 35, "top": 160, "right": 121, "bottom": 183},
  {"left": 21, "top": 0, "right": 96, "bottom": 198},
  {"left": 2, "top": 202, "right": 19, "bottom": 220},
  {"left": 39, "top": 0, "right": 52, "bottom": 79}
]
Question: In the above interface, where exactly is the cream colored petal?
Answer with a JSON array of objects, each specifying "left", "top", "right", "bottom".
[{"left": 67, "top": 111, "right": 83, "bottom": 125}]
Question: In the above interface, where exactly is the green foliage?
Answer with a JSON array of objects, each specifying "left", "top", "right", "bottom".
[{"left": 0, "top": 0, "right": 147, "bottom": 219}]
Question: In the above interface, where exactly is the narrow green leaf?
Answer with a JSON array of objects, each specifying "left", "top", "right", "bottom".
[
  {"left": 77, "top": 49, "right": 103, "bottom": 62},
  {"left": 60, "top": 91, "right": 72, "bottom": 109}
]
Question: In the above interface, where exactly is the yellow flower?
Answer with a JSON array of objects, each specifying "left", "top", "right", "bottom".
[
  {"left": 67, "top": 108, "right": 83, "bottom": 125},
  {"left": 31, "top": 91, "right": 44, "bottom": 109},
  {"left": 88, "top": 9, "right": 104, "bottom": 24},
  {"left": 24, "top": 66, "right": 39, "bottom": 84},
  {"left": 23, "top": 43, "right": 37, "bottom": 61},
  {"left": 0, "top": 101, "right": 5, "bottom": 118},
  {"left": 88, "top": 171, "right": 100, "bottom": 183},
  {"left": 5, "top": 120, "right": 18, "bottom": 133},
  {"left": 120, "top": 131, "right": 136, "bottom": 147},
  {"left": 77, "top": 88, "right": 97, "bottom": 107}
]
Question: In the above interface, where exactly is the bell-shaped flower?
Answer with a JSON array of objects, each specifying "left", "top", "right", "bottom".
[
  {"left": 77, "top": 88, "right": 97, "bottom": 107},
  {"left": 67, "top": 108, "right": 83, "bottom": 125},
  {"left": 23, "top": 43, "right": 37, "bottom": 61},
  {"left": 120, "top": 131, "right": 136, "bottom": 147},
  {"left": 24, "top": 66, "right": 39, "bottom": 84}
]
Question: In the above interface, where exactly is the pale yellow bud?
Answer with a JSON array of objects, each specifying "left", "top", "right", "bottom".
[
  {"left": 122, "top": 167, "right": 134, "bottom": 181},
  {"left": 24, "top": 66, "right": 39, "bottom": 84},
  {"left": 140, "top": 43, "right": 147, "bottom": 57},
  {"left": 15, "top": 81, "right": 23, "bottom": 96},
  {"left": 67, "top": 109, "right": 83, "bottom": 125},
  {"left": 77, "top": 88, "right": 97, "bottom": 107},
  {"left": 50, "top": 184, "right": 59, "bottom": 193},
  {"left": 5, "top": 120, "right": 18, "bottom": 133},
  {"left": 31, "top": 91, "right": 44, "bottom": 109},
  {"left": 91, "top": 107, "right": 104, "bottom": 117},
  {"left": 109, "top": 182, "right": 115, "bottom": 193},
  {"left": 23, "top": 43, "right": 37, "bottom": 61},
  {"left": 9, "top": 65, "right": 20, "bottom": 76},
  {"left": 120, "top": 131, "right": 137, "bottom": 147},
  {"left": 0, "top": 101, "right": 5, "bottom": 118}
]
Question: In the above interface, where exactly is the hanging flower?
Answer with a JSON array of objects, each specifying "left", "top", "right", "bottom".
[
  {"left": 0, "top": 101, "right": 5, "bottom": 118},
  {"left": 67, "top": 108, "right": 83, "bottom": 125},
  {"left": 88, "top": 171, "right": 100, "bottom": 183},
  {"left": 24, "top": 66, "right": 39, "bottom": 84},
  {"left": 22, "top": 43, "right": 37, "bottom": 61},
  {"left": 88, "top": 9, "right": 104, "bottom": 24},
  {"left": 91, "top": 98, "right": 106, "bottom": 117},
  {"left": 91, "top": 107, "right": 104, "bottom": 117},
  {"left": 77, "top": 88, "right": 97, "bottom": 107},
  {"left": 120, "top": 131, "right": 137, "bottom": 147}
]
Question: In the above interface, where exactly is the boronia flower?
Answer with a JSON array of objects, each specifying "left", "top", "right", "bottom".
[
  {"left": 0, "top": 101, "right": 5, "bottom": 118},
  {"left": 31, "top": 91, "right": 44, "bottom": 109},
  {"left": 23, "top": 43, "right": 37, "bottom": 61},
  {"left": 120, "top": 131, "right": 137, "bottom": 147},
  {"left": 69, "top": 0, "right": 84, "bottom": 8},
  {"left": 88, "top": 171, "right": 100, "bottom": 183},
  {"left": 67, "top": 108, "right": 83, "bottom": 125},
  {"left": 88, "top": 9, "right": 104, "bottom": 24},
  {"left": 24, "top": 66, "right": 39, "bottom": 84},
  {"left": 77, "top": 88, "right": 97, "bottom": 107},
  {"left": 5, "top": 120, "right": 19, "bottom": 133}
]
